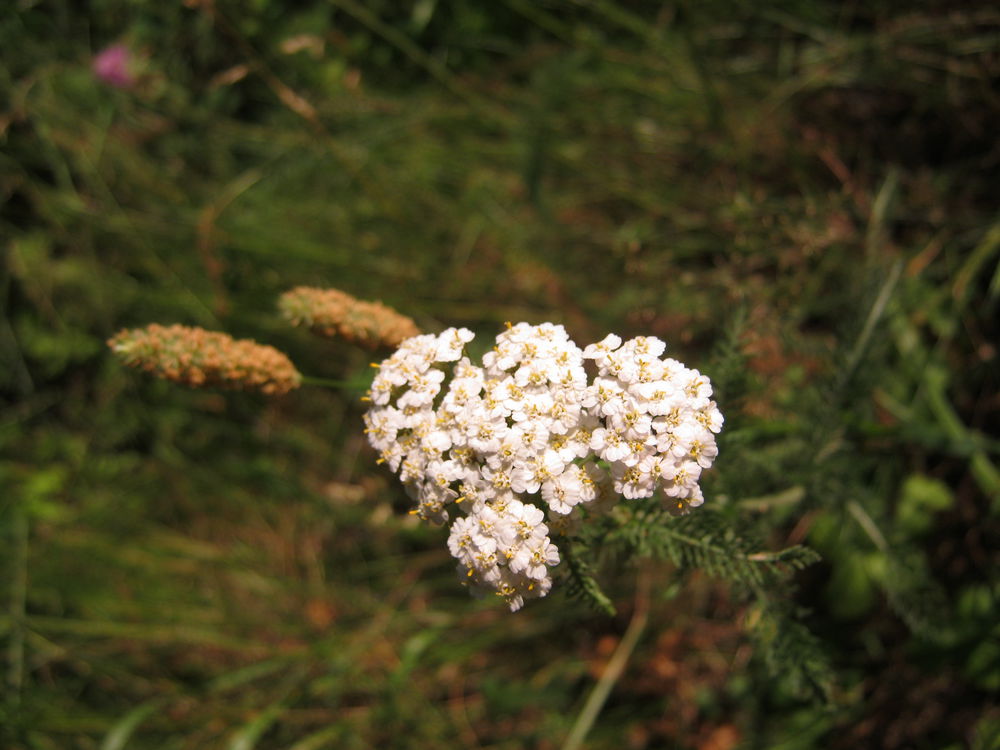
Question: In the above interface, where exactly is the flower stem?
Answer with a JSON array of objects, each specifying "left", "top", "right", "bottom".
[{"left": 562, "top": 567, "right": 651, "bottom": 750}]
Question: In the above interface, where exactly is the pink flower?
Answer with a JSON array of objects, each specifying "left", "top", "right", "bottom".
[{"left": 92, "top": 44, "right": 136, "bottom": 89}]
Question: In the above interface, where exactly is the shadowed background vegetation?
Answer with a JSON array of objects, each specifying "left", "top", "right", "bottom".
[{"left": 2, "top": 1, "right": 999, "bottom": 748}]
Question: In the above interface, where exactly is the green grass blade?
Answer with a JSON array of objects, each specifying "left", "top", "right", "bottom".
[
  {"left": 227, "top": 704, "right": 286, "bottom": 750},
  {"left": 99, "top": 699, "right": 163, "bottom": 750}
]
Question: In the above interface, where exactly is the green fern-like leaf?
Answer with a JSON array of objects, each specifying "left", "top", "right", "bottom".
[
  {"left": 604, "top": 503, "right": 819, "bottom": 589},
  {"left": 749, "top": 600, "right": 835, "bottom": 704},
  {"left": 705, "top": 305, "right": 751, "bottom": 410},
  {"left": 562, "top": 540, "right": 617, "bottom": 616},
  {"left": 883, "top": 545, "right": 952, "bottom": 642}
]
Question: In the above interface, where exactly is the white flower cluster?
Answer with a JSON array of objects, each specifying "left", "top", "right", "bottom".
[{"left": 363, "top": 323, "right": 723, "bottom": 611}]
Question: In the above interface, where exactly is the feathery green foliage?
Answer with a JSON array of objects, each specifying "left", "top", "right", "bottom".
[
  {"left": 603, "top": 503, "right": 819, "bottom": 588},
  {"left": 562, "top": 540, "right": 617, "bottom": 617},
  {"left": 748, "top": 599, "right": 835, "bottom": 704}
]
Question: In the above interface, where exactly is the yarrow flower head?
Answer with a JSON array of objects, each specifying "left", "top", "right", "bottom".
[
  {"left": 108, "top": 324, "right": 302, "bottom": 395},
  {"left": 364, "top": 323, "right": 724, "bottom": 611},
  {"left": 280, "top": 286, "right": 420, "bottom": 349}
]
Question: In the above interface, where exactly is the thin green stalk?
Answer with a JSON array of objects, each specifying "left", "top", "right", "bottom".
[
  {"left": 839, "top": 258, "right": 903, "bottom": 394},
  {"left": 923, "top": 369, "right": 1000, "bottom": 502},
  {"left": 847, "top": 500, "right": 889, "bottom": 553},
  {"left": 562, "top": 569, "right": 650, "bottom": 750},
  {"left": 865, "top": 169, "right": 899, "bottom": 257},
  {"left": 834, "top": 170, "right": 902, "bottom": 396},
  {"left": 6, "top": 505, "right": 27, "bottom": 703}
]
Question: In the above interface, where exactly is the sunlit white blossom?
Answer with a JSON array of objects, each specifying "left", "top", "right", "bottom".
[{"left": 365, "top": 323, "right": 722, "bottom": 610}]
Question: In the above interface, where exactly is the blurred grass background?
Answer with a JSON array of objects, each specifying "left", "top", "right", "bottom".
[{"left": 2, "top": 1, "right": 999, "bottom": 748}]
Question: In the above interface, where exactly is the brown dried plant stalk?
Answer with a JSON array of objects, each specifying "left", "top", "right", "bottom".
[
  {"left": 108, "top": 324, "right": 302, "bottom": 395},
  {"left": 279, "top": 287, "right": 420, "bottom": 348}
]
